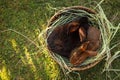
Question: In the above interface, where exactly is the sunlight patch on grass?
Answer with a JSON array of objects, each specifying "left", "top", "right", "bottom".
[
  {"left": 44, "top": 57, "right": 60, "bottom": 79},
  {"left": 18, "top": 46, "right": 42, "bottom": 79},
  {"left": 43, "top": 51, "right": 60, "bottom": 79},
  {"left": 38, "top": 28, "right": 60, "bottom": 79},
  {"left": 0, "top": 61, "right": 11, "bottom": 80},
  {"left": 42, "top": 45, "right": 60, "bottom": 79},
  {"left": 23, "top": 46, "right": 36, "bottom": 72},
  {"left": 9, "top": 39, "right": 20, "bottom": 54}
]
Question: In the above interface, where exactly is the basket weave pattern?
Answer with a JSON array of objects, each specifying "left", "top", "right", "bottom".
[{"left": 47, "top": 6, "right": 102, "bottom": 71}]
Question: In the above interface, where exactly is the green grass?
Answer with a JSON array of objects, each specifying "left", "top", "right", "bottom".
[{"left": 0, "top": 0, "right": 120, "bottom": 80}]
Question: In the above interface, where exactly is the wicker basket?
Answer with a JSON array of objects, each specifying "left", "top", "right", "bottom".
[{"left": 46, "top": 6, "right": 102, "bottom": 71}]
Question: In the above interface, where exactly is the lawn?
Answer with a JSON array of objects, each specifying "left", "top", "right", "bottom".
[{"left": 0, "top": 0, "right": 120, "bottom": 80}]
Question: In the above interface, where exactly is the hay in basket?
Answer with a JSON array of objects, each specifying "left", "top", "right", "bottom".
[{"left": 45, "top": 5, "right": 120, "bottom": 72}]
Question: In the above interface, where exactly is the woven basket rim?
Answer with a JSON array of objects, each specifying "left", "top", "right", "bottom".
[
  {"left": 47, "top": 6, "right": 102, "bottom": 71},
  {"left": 47, "top": 6, "right": 96, "bottom": 27}
]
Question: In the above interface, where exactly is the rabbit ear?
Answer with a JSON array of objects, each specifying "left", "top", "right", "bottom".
[
  {"left": 69, "top": 26, "right": 79, "bottom": 32},
  {"left": 67, "top": 21, "right": 80, "bottom": 33},
  {"left": 85, "top": 50, "right": 97, "bottom": 57},
  {"left": 79, "top": 27, "right": 86, "bottom": 42}
]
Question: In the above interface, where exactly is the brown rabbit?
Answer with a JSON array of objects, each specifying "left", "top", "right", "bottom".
[
  {"left": 70, "top": 41, "right": 97, "bottom": 66},
  {"left": 87, "top": 26, "right": 101, "bottom": 51},
  {"left": 70, "top": 26, "right": 101, "bottom": 66},
  {"left": 47, "top": 20, "right": 81, "bottom": 58},
  {"left": 67, "top": 20, "right": 80, "bottom": 33}
]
